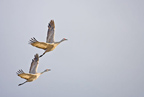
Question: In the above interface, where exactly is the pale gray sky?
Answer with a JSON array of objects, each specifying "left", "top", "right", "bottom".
[{"left": 0, "top": 0, "right": 144, "bottom": 97}]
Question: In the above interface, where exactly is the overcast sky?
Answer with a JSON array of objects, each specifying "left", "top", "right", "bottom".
[{"left": 0, "top": 0, "right": 144, "bottom": 97}]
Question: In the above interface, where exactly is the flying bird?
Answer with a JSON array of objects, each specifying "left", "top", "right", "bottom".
[
  {"left": 29, "top": 20, "right": 68, "bottom": 57},
  {"left": 16, "top": 54, "right": 51, "bottom": 86}
]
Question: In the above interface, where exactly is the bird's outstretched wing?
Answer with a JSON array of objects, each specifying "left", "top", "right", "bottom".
[
  {"left": 29, "top": 37, "right": 48, "bottom": 50},
  {"left": 29, "top": 54, "right": 39, "bottom": 74},
  {"left": 16, "top": 69, "right": 32, "bottom": 80},
  {"left": 46, "top": 20, "right": 55, "bottom": 43}
]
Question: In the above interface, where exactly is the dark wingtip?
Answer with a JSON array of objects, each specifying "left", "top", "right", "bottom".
[
  {"left": 48, "top": 20, "right": 55, "bottom": 28},
  {"left": 28, "top": 37, "right": 38, "bottom": 44},
  {"left": 34, "top": 54, "right": 39, "bottom": 61}
]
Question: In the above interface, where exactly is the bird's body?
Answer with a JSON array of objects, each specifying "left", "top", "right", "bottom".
[
  {"left": 16, "top": 54, "right": 51, "bottom": 86},
  {"left": 29, "top": 20, "right": 67, "bottom": 57},
  {"left": 18, "top": 72, "right": 41, "bottom": 82},
  {"left": 30, "top": 39, "right": 60, "bottom": 51}
]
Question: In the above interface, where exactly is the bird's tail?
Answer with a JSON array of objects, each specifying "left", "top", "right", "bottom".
[{"left": 18, "top": 81, "right": 27, "bottom": 86}]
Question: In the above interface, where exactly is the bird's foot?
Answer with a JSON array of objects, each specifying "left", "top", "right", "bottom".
[{"left": 39, "top": 55, "right": 43, "bottom": 58}]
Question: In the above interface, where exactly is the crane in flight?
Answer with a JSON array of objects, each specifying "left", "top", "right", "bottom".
[
  {"left": 29, "top": 20, "right": 68, "bottom": 57},
  {"left": 16, "top": 54, "right": 51, "bottom": 86}
]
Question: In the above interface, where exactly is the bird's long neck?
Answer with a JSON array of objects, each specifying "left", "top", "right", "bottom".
[
  {"left": 40, "top": 70, "right": 46, "bottom": 74},
  {"left": 54, "top": 39, "right": 64, "bottom": 44}
]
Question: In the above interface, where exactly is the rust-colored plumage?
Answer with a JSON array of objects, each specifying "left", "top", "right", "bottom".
[
  {"left": 16, "top": 54, "right": 51, "bottom": 86},
  {"left": 29, "top": 20, "right": 68, "bottom": 57}
]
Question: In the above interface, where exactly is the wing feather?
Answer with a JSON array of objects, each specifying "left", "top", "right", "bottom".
[
  {"left": 29, "top": 37, "right": 48, "bottom": 50},
  {"left": 29, "top": 54, "right": 39, "bottom": 74},
  {"left": 46, "top": 20, "right": 55, "bottom": 43}
]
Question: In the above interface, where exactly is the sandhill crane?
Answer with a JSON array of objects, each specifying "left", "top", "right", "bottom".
[
  {"left": 29, "top": 20, "right": 68, "bottom": 57},
  {"left": 16, "top": 54, "right": 51, "bottom": 86}
]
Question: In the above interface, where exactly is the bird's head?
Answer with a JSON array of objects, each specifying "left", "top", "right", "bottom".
[
  {"left": 41, "top": 69, "right": 51, "bottom": 74},
  {"left": 61, "top": 38, "right": 68, "bottom": 42},
  {"left": 44, "top": 69, "right": 51, "bottom": 72}
]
